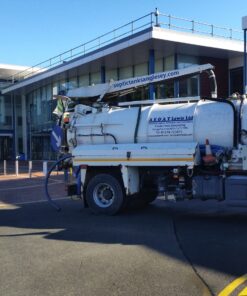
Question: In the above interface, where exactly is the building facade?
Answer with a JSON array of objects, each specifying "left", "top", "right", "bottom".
[
  {"left": 0, "top": 64, "right": 36, "bottom": 160},
  {"left": 0, "top": 11, "right": 245, "bottom": 160}
]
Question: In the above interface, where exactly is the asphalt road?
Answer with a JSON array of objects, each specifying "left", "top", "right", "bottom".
[{"left": 1, "top": 177, "right": 247, "bottom": 296}]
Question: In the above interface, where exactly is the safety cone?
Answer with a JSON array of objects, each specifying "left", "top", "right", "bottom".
[
  {"left": 203, "top": 139, "right": 216, "bottom": 165},
  {"left": 205, "top": 139, "right": 212, "bottom": 155}
]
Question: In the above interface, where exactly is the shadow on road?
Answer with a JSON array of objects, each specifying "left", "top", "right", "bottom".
[{"left": 1, "top": 198, "right": 247, "bottom": 277}]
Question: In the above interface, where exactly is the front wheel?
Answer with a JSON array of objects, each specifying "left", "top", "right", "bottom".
[{"left": 85, "top": 173, "right": 125, "bottom": 215}]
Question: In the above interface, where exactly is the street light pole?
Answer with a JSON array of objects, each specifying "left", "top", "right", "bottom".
[{"left": 242, "top": 16, "right": 247, "bottom": 94}]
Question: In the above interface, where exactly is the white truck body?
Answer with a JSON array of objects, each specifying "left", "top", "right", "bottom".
[
  {"left": 53, "top": 64, "right": 247, "bottom": 214},
  {"left": 68, "top": 100, "right": 235, "bottom": 149}
]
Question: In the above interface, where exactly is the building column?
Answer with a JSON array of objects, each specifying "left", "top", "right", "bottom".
[
  {"left": 21, "top": 95, "right": 28, "bottom": 159},
  {"left": 174, "top": 53, "right": 179, "bottom": 97},
  {"left": 12, "top": 94, "right": 16, "bottom": 159},
  {"left": 149, "top": 49, "right": 155, "bottom": 100}
]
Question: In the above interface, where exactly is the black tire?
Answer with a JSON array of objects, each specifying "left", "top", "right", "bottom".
[{"left": 85, "top": 173, "right": 125, "bottom": 215}]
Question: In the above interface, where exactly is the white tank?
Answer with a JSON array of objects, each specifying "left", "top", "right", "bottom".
[{"left": 68, "top": 100, "right": 235, "bottom": 148}]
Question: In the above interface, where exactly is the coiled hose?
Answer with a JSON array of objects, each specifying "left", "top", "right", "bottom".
[{"left": 45, "top": 155, "right": 74, "bottom": 211}]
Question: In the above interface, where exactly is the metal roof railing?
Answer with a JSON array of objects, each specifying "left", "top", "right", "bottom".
[
  {"left": 7, "top": 9, "right": 243, "bottom": 84},
  {"left": 158, "top": 12, "right": 242, "bottom": 40}
]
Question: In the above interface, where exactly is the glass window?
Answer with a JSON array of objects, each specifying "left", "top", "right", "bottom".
[
  {"left": 105, "top": 69, "right": 118, "bottom": 82},
  {"left": 179, "top": 76, "right": 199, "bottom": 97},
  {"left": 0, "top": 136, "right": 13, "bottom": 160},
  {"left": 41, "top": 86, "right": 46, "bottom": 101},
  {"left": 52, "top": 82, "right": 59, "bottom": 95},
  {"left": 79, "top": 74, "right": 89, "bottom": 86},
  {"left": 46, "top": 84, "right": 52, "bottom": 100},
  {"left": 155, "top": 82, "right": 174, "bottom": 99},
  {"left": 155, "top": 59, "right": 163, "bottom": 73},
  {"left": 154, "top": 56, "right": 175, "bottom": 99},
  {"left": 17, "top": 116, "right": 22, "bottom": 126},
  {"left": 164, "top": 55, "right": 175, "bottom": 71},
  {"left": 91, "top": 72, "right": 101, "bottom": 85},
  {"left": 18, "top": 137, "right": 23, "bottom": 152},
  {"left": 230, "top": 67, "right": 243, "bottom": 94},
  {"left": 178, "top": 55, "right": 199, "bottom": 97},
  {"left": 59, "top": 79, "right": 66, "bottom": 91},
  {"left": 0, "top": 95, "right": 13, "bottom": 129},
  {"left": 119, "top": 66, "right": 133, "bottom": 80},
  {"left": 118, "top": 87, "right": 149, "bottom": 103},
  {"left": 67, "top": 77, "right": 78, "bottom": 89},
  {"left": 178, "top": 55, "right": 198, "bottom": 69},
  {"left": 36, "top": 89, "right": 42, "bottom": 116},
  {"left": 135, "top": 63, "right": 148, "bottom": 76},
  {"left": 27, "top": 85, "right": 57, "bottom": 160}
]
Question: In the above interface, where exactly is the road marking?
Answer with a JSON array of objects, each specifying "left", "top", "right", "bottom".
[
  {"left": 218, "top": 274, "right": 247, "bottom": 296},
  {"left": 0, "top": 203, "right": 15, "bottom": 208},
  {"left": 0, "top": 197, "right": 69, "bottom": 208},
  {"left": 0, "top": 181, "right": 63, "bottom": 191},
  {"left": 13, "top": 197, "right": 69, "bottom": 205},
  {"left": 239, "top": 286, "right": 247, "bottom": 295}
]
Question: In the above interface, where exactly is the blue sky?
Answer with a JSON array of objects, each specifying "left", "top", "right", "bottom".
[{"left": 0, "top": 0, "right": 246, "bottom": 66}]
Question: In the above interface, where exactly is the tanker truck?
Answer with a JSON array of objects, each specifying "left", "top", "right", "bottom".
[{"left": 50, "top": 64, "right": 247, "bottom": 215}]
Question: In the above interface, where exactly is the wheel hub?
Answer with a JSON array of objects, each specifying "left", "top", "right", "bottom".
[
  {"left": 102, "top": 188, "right": 113, "bottom": 200},
  {"left": 93, "top": 183, "right": 115, "bottom": 208}
]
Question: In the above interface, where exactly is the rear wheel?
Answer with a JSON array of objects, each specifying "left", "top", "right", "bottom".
[{"left": 86, "top": 173, "right": 125, "bottom": 215}]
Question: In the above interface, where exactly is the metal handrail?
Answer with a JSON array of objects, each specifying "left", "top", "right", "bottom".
[
  {"left": 7, "top": 10, "right": 242, "bottom": 84},
  {"left": 159, "top": 12, "right": 242, "bottom": 39}
]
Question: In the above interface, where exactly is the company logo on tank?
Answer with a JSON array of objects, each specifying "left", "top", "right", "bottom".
[
  {"left": 148, "top": 115, "right": 193, "bottom": 137},
  {"left": 149, "top": 115, "right": 193, "bottom": 123}
]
